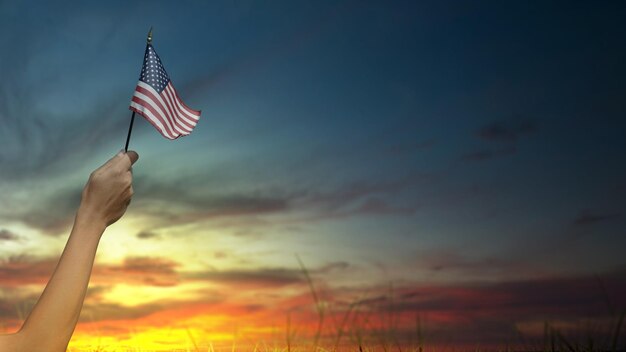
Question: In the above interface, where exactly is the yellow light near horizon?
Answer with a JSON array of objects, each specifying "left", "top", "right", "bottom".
[
  {"left": 101, "top": 282, "right": 213, "bottom": 306},
  {"left": 70, "top": 315, "right": 242, "bottom": 351}
]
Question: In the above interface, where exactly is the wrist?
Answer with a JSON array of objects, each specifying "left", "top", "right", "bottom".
[{"left": 75, "top": 205, "right": 107, "bottom": 235}]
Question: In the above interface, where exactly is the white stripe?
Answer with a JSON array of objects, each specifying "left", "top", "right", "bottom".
[
  {"left": 138, "top": 81, "right": 196, "bottom": 130},
  {"left": 136, "top": 82, "right": 192, "bottom": 134},
  {"left": 168, "top": 84, "right": 201, "bottom": 118},
  {"left": 133, "top": 88, "right": 189, "bottom": 135},
  {"left": 130, "top": 101, "right": 178, "bottom": 140},
  {"left": 167, "top": 84, "right": 200, "bottom": 117},
  {"left": 162, "top": 84, "right": 199, "bottom": 125},
  {"left": 160, "top": 85, "right": 198, "bottom": 128},
  {"left": 164, "top": 84, "right": 200, "bottom": 122},
  {"left": 136, "top": 83, "right": 192, "bottom": 134}
]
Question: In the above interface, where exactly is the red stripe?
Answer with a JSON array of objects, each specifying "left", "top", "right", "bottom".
[
  {"left": 163, "top": 84, "right": 199, "bottom": 124},
  {"left": 167, "top": 83, "right": 201, "bottom": 118},
  {"left": 129, "top": 105, "right": 178, "bottom": 140},
  {"left": 136, "top": 85, "right": 191, "bottom": 134},
  {"left": 168, "top": 83, "right": 200, "bottom": 116},
  {"left": 155, "top": 86, "right": 194, "bottom": 131},
  {"left": 161, "top": 85, "right": 196, "bottom": 128},
  {"left": 136, "top": 85, "right": 185, "bottom": 133},
  {"left": 130, "top": 100, "right": 176, "bottom": 140},
  {"left": 131, "top": 95, "right": 179, "bottom": 139},
  {"left": 159, "top": 87, "right": 195, "bottom": 130}
]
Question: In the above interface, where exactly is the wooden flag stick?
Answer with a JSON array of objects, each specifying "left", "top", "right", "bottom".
[{"left": 124, "top": 27, "right": 153, "bottom": 152}]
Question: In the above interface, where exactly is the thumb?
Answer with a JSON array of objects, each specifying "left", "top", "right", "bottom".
[{"left": 125, "top": 150, "right": 139, "bottom": 166}]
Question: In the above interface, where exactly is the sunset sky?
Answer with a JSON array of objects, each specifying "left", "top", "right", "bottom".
[{"left": 1, "top": 1, "right": 626, "bottom": 350}]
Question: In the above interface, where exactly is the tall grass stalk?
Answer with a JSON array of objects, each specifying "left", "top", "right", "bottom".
[{"left": 296, "top": 254, "right": 325, "bottom": 350}]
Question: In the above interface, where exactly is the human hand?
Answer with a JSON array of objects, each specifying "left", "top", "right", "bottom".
[{"left": 78, "top": 150, "right": 139, "bottom": 228}]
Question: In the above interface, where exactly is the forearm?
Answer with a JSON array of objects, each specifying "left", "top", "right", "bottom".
[{"left": 18, "top": 207, "right": 105, "bottom": 352}]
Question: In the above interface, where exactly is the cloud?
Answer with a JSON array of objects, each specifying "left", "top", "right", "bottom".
[
  {"left": 391, "top": 270, "right": 626, "bottom": 320},
  {"left": 93, "top": 257, "right": 180, "bottom": 287},
  {"left": 286, "top": 173, "right": 430, "bottom": 222},
  {"left": 460, "top": 146, "right": 516, "bottom": 162},
  {"left": 0, "top": 253, "right": 351, "bottom": 292},
  {"left": 460, "top": 118, "right": 536, "bottom": 163},
  {"left": 0, "top": 3, "right": 145, "bottom": 237},
  {"left": 181, "top": 260, "right": 351, "bottom": 289},
  {"left": 0, "top": 255, "right": 181, "bottom": 288},
  {"left": 0, "top": 3, "right": 137, "bottom": 183},
  {"left": 182, "top": 267, "right": 304, "bottom": 288},
  {"left": 0, "top": 255, "right": 57, "bottom": 286},
  {"left": 477, "top": 119, "right": 538, "bottom": 142},
  {"left": 5, "top": 186, "right": 83, "bottom": 236},
  {"left": 415, "top": 247, "right": 530, "bottom": 276},
  {"left": 136, "top": 230, "right": 160, "bottom": 240},
  {"left": 303, "top": 269, "right": 626, "bottom": 347},
  {"left": 78, "top": 302, "right": 164, "bottom": 323},
  {"left": 128, "top": 171, "right": 428, "bottom": 234},
  {"left": 133, "top": 175, "right": 290, "bottom": 216},
  {"left": 0, "top": 229, "right": 19, "bottom": 241},
  {"left": 573, "top": 210, "right": 620, "bottom": 226},
  {"left": 385, "top": 139, "right": 436, "bottom": 155}
]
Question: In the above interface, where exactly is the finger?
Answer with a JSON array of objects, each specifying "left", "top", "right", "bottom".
[
  {"left": 126, "top": 150, "right": 139, "bottom": 166},
  {"left": 115, "top": 151, "right": 139, "bottom": 171},
  {"left": 103, "top": 150, "right": 125, "bottom": 168}
]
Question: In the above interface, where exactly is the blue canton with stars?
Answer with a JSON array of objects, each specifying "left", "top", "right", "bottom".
[{"left": 139, "top": 44, "right": 170, "bottom": 93}]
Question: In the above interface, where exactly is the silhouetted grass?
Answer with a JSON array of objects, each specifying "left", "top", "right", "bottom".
[{"left": 6, "top": 258, "right": 624, "bottom": 352}]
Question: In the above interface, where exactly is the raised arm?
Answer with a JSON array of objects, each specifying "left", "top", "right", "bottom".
[{"left": 0, "top": 150, "right": 139, "bottom": 352}]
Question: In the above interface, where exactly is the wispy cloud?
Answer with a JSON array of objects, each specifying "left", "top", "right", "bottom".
[
  {"left": 135, "top": 230, "right": 160, "bottom": 240},
  {"left": 385, "top": 139, "right": 436, "bottom": 155},
  {"left": 181, "top": 261, "right": 350, "bottom": 288},
  {"left": 93, "top": 257, "right": 180, "bottom": 287},
  {"left": 130, "top": 172, "right": 428, "bottom": 235},
  {"left": 0, "top": 229, "right": 19, "bottom": 241},
  {"left": 477, "top": 119, "right": 538, "bottom": 142},
  {"left": 460, "top": 146, "right": 516, "bottom": 162},
  {"left": 415, "top": 247, "right": 532, "bottom": 276},
  {"left": 573, "top": 210, "right": 620, "bottom": 226},
  {"left": 459, "top": 118, "right": 537, "bottom": 162}
]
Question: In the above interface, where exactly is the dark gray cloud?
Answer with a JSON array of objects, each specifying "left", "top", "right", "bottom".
[
  {"left": 0, "top": 286, "right": 42, "bottom": 325},
  {"left": 5, "top": 171, "right": 424, "bottom": 236},
  {"left": 182, "top": 267, "right": 304, "bottom": 287},
  {"left": 573, "top": 210, "right": 620, "bottom": 226},
  {"left": 128, "top": 172, "right": 427, "bottom": 234},
  {"left": 392, "top": 270, "right": 626, "bottom": 319},
  {"left": 415, "top": 247, "right": 530, "bottom": 276},
  {"left": 93, "top": 256, "right": 181, "bottom": 287},
  {"left": 8, "top": 186, "right": 83, "bottom": 236},
  {"left": 182, "top": 260, "right": 350, "bottom": 288},
  {"left": 0, "top": 255, "right": 57, "bottom": 286},
  {"left": 78, "top": 301, "right": 164, "bottom": 324},
  {"left": 459, "top": 118, "right": 535, "bottom": 163},
  {"left": 0, "top": 7, "right": 133, "bottom": 183},
  {"left": 477, "top": 119, "right": 538, "bottom": 142},
  {"left": 327, "top": 268, "right": 626, "bottom": 348},
  {"left": 133, "top": 174, "right": 290, "bottom": 214},
  {"left": 0, "top": 229, "right": 19, "bottom": 241},
  {"left": 136, "top": 230, "right": 160, "bottom": 240},
  {"left": 385, "top": 139, "right": 436, "bottom": 155},
  {"left": 0, "top": 255, "right": 181, "bottom": 288},
  {"left": 460, "top": 146, "right": 517, "bottom": 162},
  {"left": 0, "top": 252, "right": 349, "bottom": 291}
]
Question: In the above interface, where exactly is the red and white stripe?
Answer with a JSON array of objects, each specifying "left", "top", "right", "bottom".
[{"left": 129, "top": 81, "right": 201, "bottom": 140}]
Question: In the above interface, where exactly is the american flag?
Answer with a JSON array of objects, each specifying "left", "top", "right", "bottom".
[{"left": 129, "top": 44, "right": 201, "bottom": 139}]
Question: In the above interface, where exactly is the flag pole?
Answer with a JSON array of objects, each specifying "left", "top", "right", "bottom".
[{"left": 124, "top": 27, "right": 153, "bottom": 152}]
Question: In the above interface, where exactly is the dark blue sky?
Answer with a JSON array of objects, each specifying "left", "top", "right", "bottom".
[{"left": 1, "top": 0, "right": 625, "bottom": 348}]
